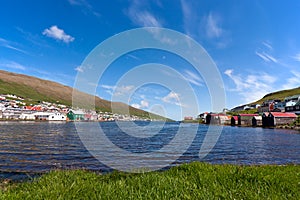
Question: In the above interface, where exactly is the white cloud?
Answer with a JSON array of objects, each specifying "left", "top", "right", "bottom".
[
  {"left": 136, "top": 11, "right": 161, "bottom": 27},
  {"left": 224, "top": 69, "right": 233, "bottom": 76},
  {"left": 68, "top": 0, "right": 100, "bottom": 17},
  {"left": 43, "top": 25, "right": 74, "bottom": 43},
  {"left": 224, "top": 69, "right": 277, "bottom": 103},
  {"left": 75, "top": 66, "right": 84, "bottom": 72},
  {"left": 126, "top": 54, "right": 141, "bottom": 61},
  {"left": 182, "top": 3, "right": 220, "bottom": 38},
  {"left": 264, "top": 53, "right": 277, "bottom": 63},
  {"left": 205, "top": 12, "right": 223, "bottom": 38},
  {"left": 161, "top": 91, "right": 182, "bottom": 106},
  {"left": 292, "top": 53, "right": 300, "bottom": 62},
  {"left": 126, "top": 1, "right": 179, "bottom": 47},
  {"left": 225, "top": 68, "right": 300, "bottom": 104},
  {"left": 127, "top": 1, "right": 162, "bottom": 27},
  {"left": 100, "top": 85, "right": 115, "bottom": 90},
  {"left": 256, "top": 42, "right": 278, "bottom": 63},
  {"left": 0, "top": 60, "right": 26, "bottom": 70},
  {"left": 180, "top": 0, "right": 193, "bottom": 36},
  {"left": 262, "top": 41, "right": 273, "bottom": 50},
  {"left": 141, "top": 100, "right": 149, "bottom": 108},
  {"left": 100, "top": 85, "right": 135, "bottom": 96},
  {"left": 0, "top": 37, "right": 28, "bottom": 54},
  {"left": 131, "top": 99, "right": 149, "bottom": 109},
  {"left": 182, "top": 70, "right": 203, "bottom": 86},
  {"left": 114, "top": 85, "right": 135, "bottom": 96},
  {"left": 131, "top": 103, "right": 141, "bottom": 109},
  {"left": 282, "top": 71, "right": 300, "bottom": 89},
  {"left": 255, "top": 51, "right": 269, "bottom": 62},
  {"left": 181, "top": 2, "right": 230, "bottom": 48},
  {"left": 68, "top": 0, "right": 89, "bottom": 6},
  {"left": 255, "top": 51, "right": 278, "bottom": 63}
]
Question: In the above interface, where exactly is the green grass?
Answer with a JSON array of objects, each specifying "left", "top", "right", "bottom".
[
  {"left": 0, "top": 79, "right": 71, "bottom": 106},
  {"left": 1, "top": 162, "right": 299, "bottom": 199},
  {"left": 227, "top": 109, "right": 258, "bottom": 116}
]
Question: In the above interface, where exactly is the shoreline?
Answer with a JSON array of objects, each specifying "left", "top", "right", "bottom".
[
  {"left": 183, "top": 120, "right": 300, "bottom": 131},
  {"left": 1, "top": 119, "right": 300, "bottom": 131}
]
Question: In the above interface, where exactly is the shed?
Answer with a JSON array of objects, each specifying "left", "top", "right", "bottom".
[
  {"left": 262, "top": 112, "right": 297, "bottom": 127},
  {"left": 231, "top": 116, "right": 239, "bottom": 126},
  {"left": 252, "top": 116, "right": 262, "bottom": 127},
  {"left": 205, "top": 113, "right": 230, "bottom": 125},
  {"left": 219, "top": 115, "right": 231, "bottom": 125},
  {"left": 238, "top": 114, "right": 258, "bottom": 126},
  {"left": 205, "top": 113, "right": 217, "bottom": 124}
]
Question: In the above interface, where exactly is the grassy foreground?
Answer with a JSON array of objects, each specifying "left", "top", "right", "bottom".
[{"left": 1, "top": 162, "right": 299, "bottom": 199}]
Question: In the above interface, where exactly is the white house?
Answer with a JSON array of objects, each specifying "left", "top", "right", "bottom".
[
  {"left": 19, "top": 113, "right": 36, "bottom": 120},
  {"left": 286, "top": 101, "right": 297, "bottom": 107},
  {"left": 284, "top": 94, "right": 300, "bottom": 107},
  {"left": 48, "top": 112, "right": 67, "bottom": 121},
  {"left": 34, "top": 112, "right": 66, "bottom": 121}
]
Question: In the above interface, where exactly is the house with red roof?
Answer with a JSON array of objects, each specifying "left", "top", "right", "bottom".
[
  {"left": 205, "top": 113, "right": 231, "bottom": 125},
  {"left": 231, "top": 114, "right": 258, "bottom": 126},
  {"left": 239, "top": 114, "right": 259, "bottom": 126},
  {"left": 262, "top": 112, "right": 297, "bottom": 127}
]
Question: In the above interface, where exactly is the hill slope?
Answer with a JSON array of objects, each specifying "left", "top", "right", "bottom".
[
  {"left": 253, "top": 87, "right": 300, "bottom": 104},
  {"left": 0, "top": 70, "right": 167, "bottom": 120},
  {"left": 231, "top": 86, "right": 300, "bottom": 112}
]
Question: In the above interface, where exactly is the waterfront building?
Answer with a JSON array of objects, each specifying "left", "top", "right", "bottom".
[
  {"left": 67, "top": 110, "right": 85, "bottom": 121},
  {"left": 262, "top": 112, "right": 297, "bottom": 127}
]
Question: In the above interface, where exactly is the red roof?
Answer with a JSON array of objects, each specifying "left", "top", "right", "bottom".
[
  {"left": 269, "top": 112, "right": 297, "bottom": 118},
  {"left": 31, "top": 106, "right": 42, "bottom": 111},
  {"left": 24, "top": 106, "right": 33, "bottom": 110},
  {"left": 232, "top": 116, "right": 238, "bottom": 120}
]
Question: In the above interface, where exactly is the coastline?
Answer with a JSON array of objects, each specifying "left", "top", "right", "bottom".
[
  {"left": 182, "top": 120, "right": 300, "bottom": 132},
  {"left": 1, "top": 119, "right": 299, "bottom": 131}
]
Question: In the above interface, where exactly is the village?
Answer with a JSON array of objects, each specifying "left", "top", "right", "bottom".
[
  {"left": 2, "top": 92, "right": 300, "bottom": 127},
  {"left": 0, "top": 94, "right": 153, "bottom": 122},
  {"left": 196, "top": 94, "right": 300, "bottom": 128}
]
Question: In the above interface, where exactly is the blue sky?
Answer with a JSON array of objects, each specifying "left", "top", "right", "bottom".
[{"left": 1, "top": 0, "right": 300, "bottom": 120}]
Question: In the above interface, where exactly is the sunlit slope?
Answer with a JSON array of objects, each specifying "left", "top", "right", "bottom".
[{"left": 0, "top": 70, "right": 168, "bottom": 120}]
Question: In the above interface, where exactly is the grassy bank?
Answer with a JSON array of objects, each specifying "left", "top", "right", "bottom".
[{"left": 1, "top": 162, "right": 299, "bottom": 199}]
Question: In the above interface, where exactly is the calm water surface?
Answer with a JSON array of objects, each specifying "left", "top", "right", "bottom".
[{"left": 0, "top": 121, "right": 299, "bottom": 180}]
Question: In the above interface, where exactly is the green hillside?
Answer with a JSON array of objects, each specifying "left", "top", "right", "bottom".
[
  {"left": 253, "top": 87, "right": 300, "bottom": 104},
  {"left": 0, "top": 70, "right": 168, "bottom": 120},
  {"left": 230, "top": 86, "right": 300, "bottom": 113}
]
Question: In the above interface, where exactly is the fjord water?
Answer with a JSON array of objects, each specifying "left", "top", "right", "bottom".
[{"left": 0, "top": 121, "right": 299, "bottom": 179}]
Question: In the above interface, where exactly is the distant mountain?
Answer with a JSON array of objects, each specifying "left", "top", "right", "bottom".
[{"left": 0, "top": 70, "right": 168, "bottom": 120}]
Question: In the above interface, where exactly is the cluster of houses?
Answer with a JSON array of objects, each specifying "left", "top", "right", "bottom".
[
  {"left": 230, "top": 94, "right": 300, "bottom": 114},
  {"left": 199, "top": 94, "right": 300, "bottom": 127},
  {"left": 0, "top": 94, "right": 152, "bottom": 122}
]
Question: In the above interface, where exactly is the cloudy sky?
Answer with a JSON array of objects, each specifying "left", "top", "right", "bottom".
[{"left": 1, "top": 1, "right": 300, "bottom": 120}]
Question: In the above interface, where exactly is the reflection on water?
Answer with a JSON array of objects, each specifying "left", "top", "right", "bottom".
[{"left": 0, "top": 121, "right": 299, "bottom": 179}]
